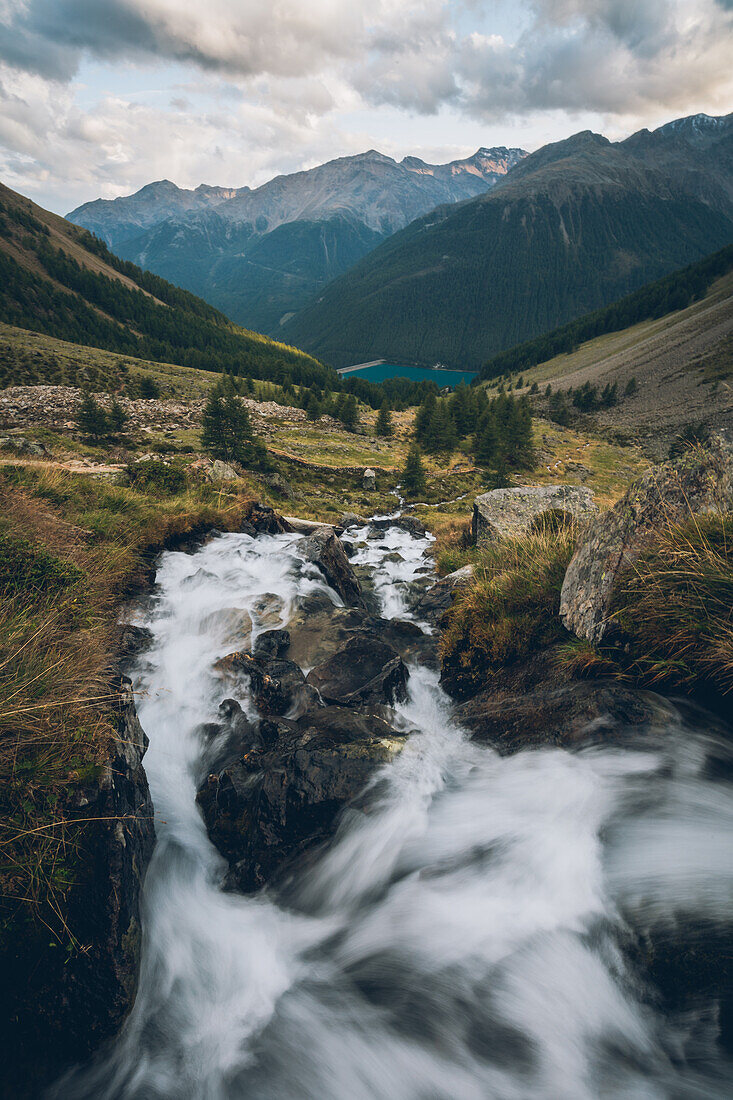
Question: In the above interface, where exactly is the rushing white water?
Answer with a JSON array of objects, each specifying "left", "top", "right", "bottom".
[{"left": 53, "top": 524, "right": 733, "bottom": 1099}]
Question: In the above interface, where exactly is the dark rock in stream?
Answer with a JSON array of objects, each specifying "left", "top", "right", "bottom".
[
  {"left": 299, "top": 528, "right": 366, "bottom": 607},
  {"left": 246, "top": 502, "right": 293, "bottom": 534},
  {"left": 253, "top": 629, "right": 291, "bottom": 658},
  {"left": 415, "top": 565, "right": 474, "bottom": 625},
  {"left": 197, "top": 706, "right": 407, "bottom": 893},
  {"left": 214, "top": 650, "right": 311, "bottom": 716},
  {"left": 458, "top": 678, "right": 672, "bottom": 753},
  {"left": 306, "top": 631, "right": 408, "bottom": 707},
  {"left": 117, "top": 623, "right": 154, "bottom": 670},
  {"left": 286, "top": 591, "right": 435, "bottom": 670},
  {"left": 368, "top": 515, "right": 427, "bottom": 538}
]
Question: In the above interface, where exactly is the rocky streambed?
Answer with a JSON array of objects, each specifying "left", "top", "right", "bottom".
[{"left": 52, "top": 514, "right": 733, "bottom": 1099}]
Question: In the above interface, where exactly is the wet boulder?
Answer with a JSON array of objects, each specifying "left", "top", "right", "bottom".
[
  {"left": 340, "top": 512, "right": 367, "bottom": 529},
  {"left": 458, "top": 680, "right": 672, "bottom": 754},
  {"left": 560, "top": 436, "right": 733, "bottom": 643},
  {"left": 472, "top": 485, "right": 597, "bottom": 545},
  {"left": 197, "top": 699, "right": 261, "bottom": 775},
  {"left": 246, "top": 502, "right": 293, "bottom": 534},
  {"left": 117, "top": 624, "right": 154, "bottom": 670},
  {"left": 196, "top": 706, "right": 407, "bottom": 892},
  {"left": 253, "top": 629, "right": 291, "bottom": 658},
  {"left": 306, "top": 631, "right": 408, "bottom": 707},
  {"left": 214, "top": 650, "right": 308, "bottom": 716},
  {"left": 415, "top": 565, "right": 474, "bottom": 625},
  {"left": 369, "top": 515, "right": 427, "bottom": 539},
  {"left": 286, "top": 591, "right": 373, "bottom": 668},
  {"left": 299, "top": 529, "right": 366, "bottom": 608}
]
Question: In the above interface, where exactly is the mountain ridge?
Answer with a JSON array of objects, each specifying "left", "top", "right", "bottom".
[
  {"left": 66, "top": 146, "right": 527, "bottom": 333},
  {"left": 283, "top": 112, "right": 733, "bottom": 369}
]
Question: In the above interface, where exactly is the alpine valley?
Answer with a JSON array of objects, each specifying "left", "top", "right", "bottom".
[{"left": 67, "top": 148, "right": 526, "bottom": 336}]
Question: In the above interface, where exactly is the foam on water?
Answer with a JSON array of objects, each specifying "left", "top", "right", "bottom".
[{"left": 52, "top": 525, "right": 733, "bottom": 1099}]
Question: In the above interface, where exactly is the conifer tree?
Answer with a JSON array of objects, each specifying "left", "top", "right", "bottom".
[
  {"left": 375, "top": 400, "right": 393, "bottom": 437},
  {"left": 108, "top": 399, "right": 128, "bottom": 436},
  {"left": 402, "top": 444, "right": 426, "bottom": 498},
  {"left": 413, "top": 391, "right": 436, "bottom": 444},
  {"left": 339, "top": 394, "right": 359, "bottom": 431},
  {"left": 201, "top": 383, "right": 268, "bottom": 468},
  {"left": 306, "top": 394, "right": 321, "bottom": 421},
  {"left": 76, "top": 393, "right": 108, "bottom": 441},
  {"left": 474, "top": 415, "right": 500, "bottom": 467},
  {"left": 427, "top": 401, "right": 457, "bottom": 454}
]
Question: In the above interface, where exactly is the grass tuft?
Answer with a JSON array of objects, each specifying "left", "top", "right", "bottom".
[
  {"left": 440, "top": 520, "right": 579, "bottom": 695},
  {"left": 609, "top": 513, "right": 733, "bottom": 694}
]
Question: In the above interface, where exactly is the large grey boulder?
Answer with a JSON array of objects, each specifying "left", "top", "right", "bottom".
[
  {"left": 473, "top": 484, "right": 597, "bottom": 544},
  {"left": 299, "top": 529, "right": 366, "bottom": 607},
  {"left": 560, "top": 437, "right": 733, "bottom": 644}
]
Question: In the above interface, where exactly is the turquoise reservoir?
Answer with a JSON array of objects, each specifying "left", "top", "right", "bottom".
[{"left": 343, "top": 363, "right": 477, "bottom": 388}]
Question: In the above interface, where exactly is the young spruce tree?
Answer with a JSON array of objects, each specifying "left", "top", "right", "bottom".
[
  {"left": 76, "top": 393, "right": 108, "bottom": 441},
  {"left": 402, "top": 444, "right": 426, "bottom": 498},
  {"left": 375, "top": 400, "right": 393, "bottom": 437},
  {"left": 201, "top": 382, "right": 267, "bottom": 468}
]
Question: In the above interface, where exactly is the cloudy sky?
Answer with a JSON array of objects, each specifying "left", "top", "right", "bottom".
[{"left": 0, "top": 0, "right": 731, "bottom": 214}]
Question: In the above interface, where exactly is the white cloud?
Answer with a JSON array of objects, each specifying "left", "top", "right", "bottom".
[{"left": 0, "top": 0, "right": 731, "bottom": 211}]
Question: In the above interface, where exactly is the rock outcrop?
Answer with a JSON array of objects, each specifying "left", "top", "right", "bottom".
[
  {"left": 197, "top": 706, "right": 407, "bottom": 892},
  {"left": 5, "top": 679, "right": 155, "bottom": 1097},
  {"left": 306, "top": 632, "right": 408, "bottom": 707},
  {"left": 415, "top": 565, "right": 474, "bottom": 624},
  {"left": 299, "top": 529, "right": 365, "bottom": 607},
  {"left": 560, "top": 438, "right": 733, "bottom": 643},
  {"left": 472, "top": 484, "right": 597, "bottom": 544}
]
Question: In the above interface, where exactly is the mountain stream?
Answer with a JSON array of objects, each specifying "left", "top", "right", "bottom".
[{"left": 54, "top": 521, "right": 733, "bottom": 1099}]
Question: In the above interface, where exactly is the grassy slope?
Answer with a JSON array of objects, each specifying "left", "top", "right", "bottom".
[
  {"left": 486, "top": 271, "right": 733, "bottom": 455},
  {"left": 0, "top": 181, "right": 328, "bottom": 381},
  {"left": 0, "top": 321, "right": 228, "bottom": 398}
]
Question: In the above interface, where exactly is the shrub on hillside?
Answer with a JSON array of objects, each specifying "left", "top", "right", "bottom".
[{"left": 126, "top": 459, "right": 188, "bottom": 496}]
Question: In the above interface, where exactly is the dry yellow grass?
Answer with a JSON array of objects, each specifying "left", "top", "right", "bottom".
[{"left": 0, "top": 463, "right": 254, "bottom": 947}]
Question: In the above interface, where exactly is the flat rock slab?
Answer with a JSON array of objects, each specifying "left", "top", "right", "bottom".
[
  {"left": 472, "top": 484, "right": 597, "bottom": 544},
  {"left": 560, "top": 435, "right": 733, "bottom": 643}
]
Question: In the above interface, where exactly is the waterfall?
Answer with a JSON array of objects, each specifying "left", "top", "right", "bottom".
[{"left": 52, "top": 524, "right": 733, "bottom": 1099}]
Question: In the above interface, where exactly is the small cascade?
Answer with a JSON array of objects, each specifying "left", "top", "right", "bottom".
[{"left": 53, "top": 523, "right": 733, "bottom": 1100}]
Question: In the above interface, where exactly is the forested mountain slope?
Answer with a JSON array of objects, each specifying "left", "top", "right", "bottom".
[
  {"left": 67, "top": 148, "right": 526, "bottom": 334},
  {"left": 283, "top": 114, "right": 733, "bottom": 369},
  {"left": 0, "top": 182, "right": 330, "bottom": 386}
]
